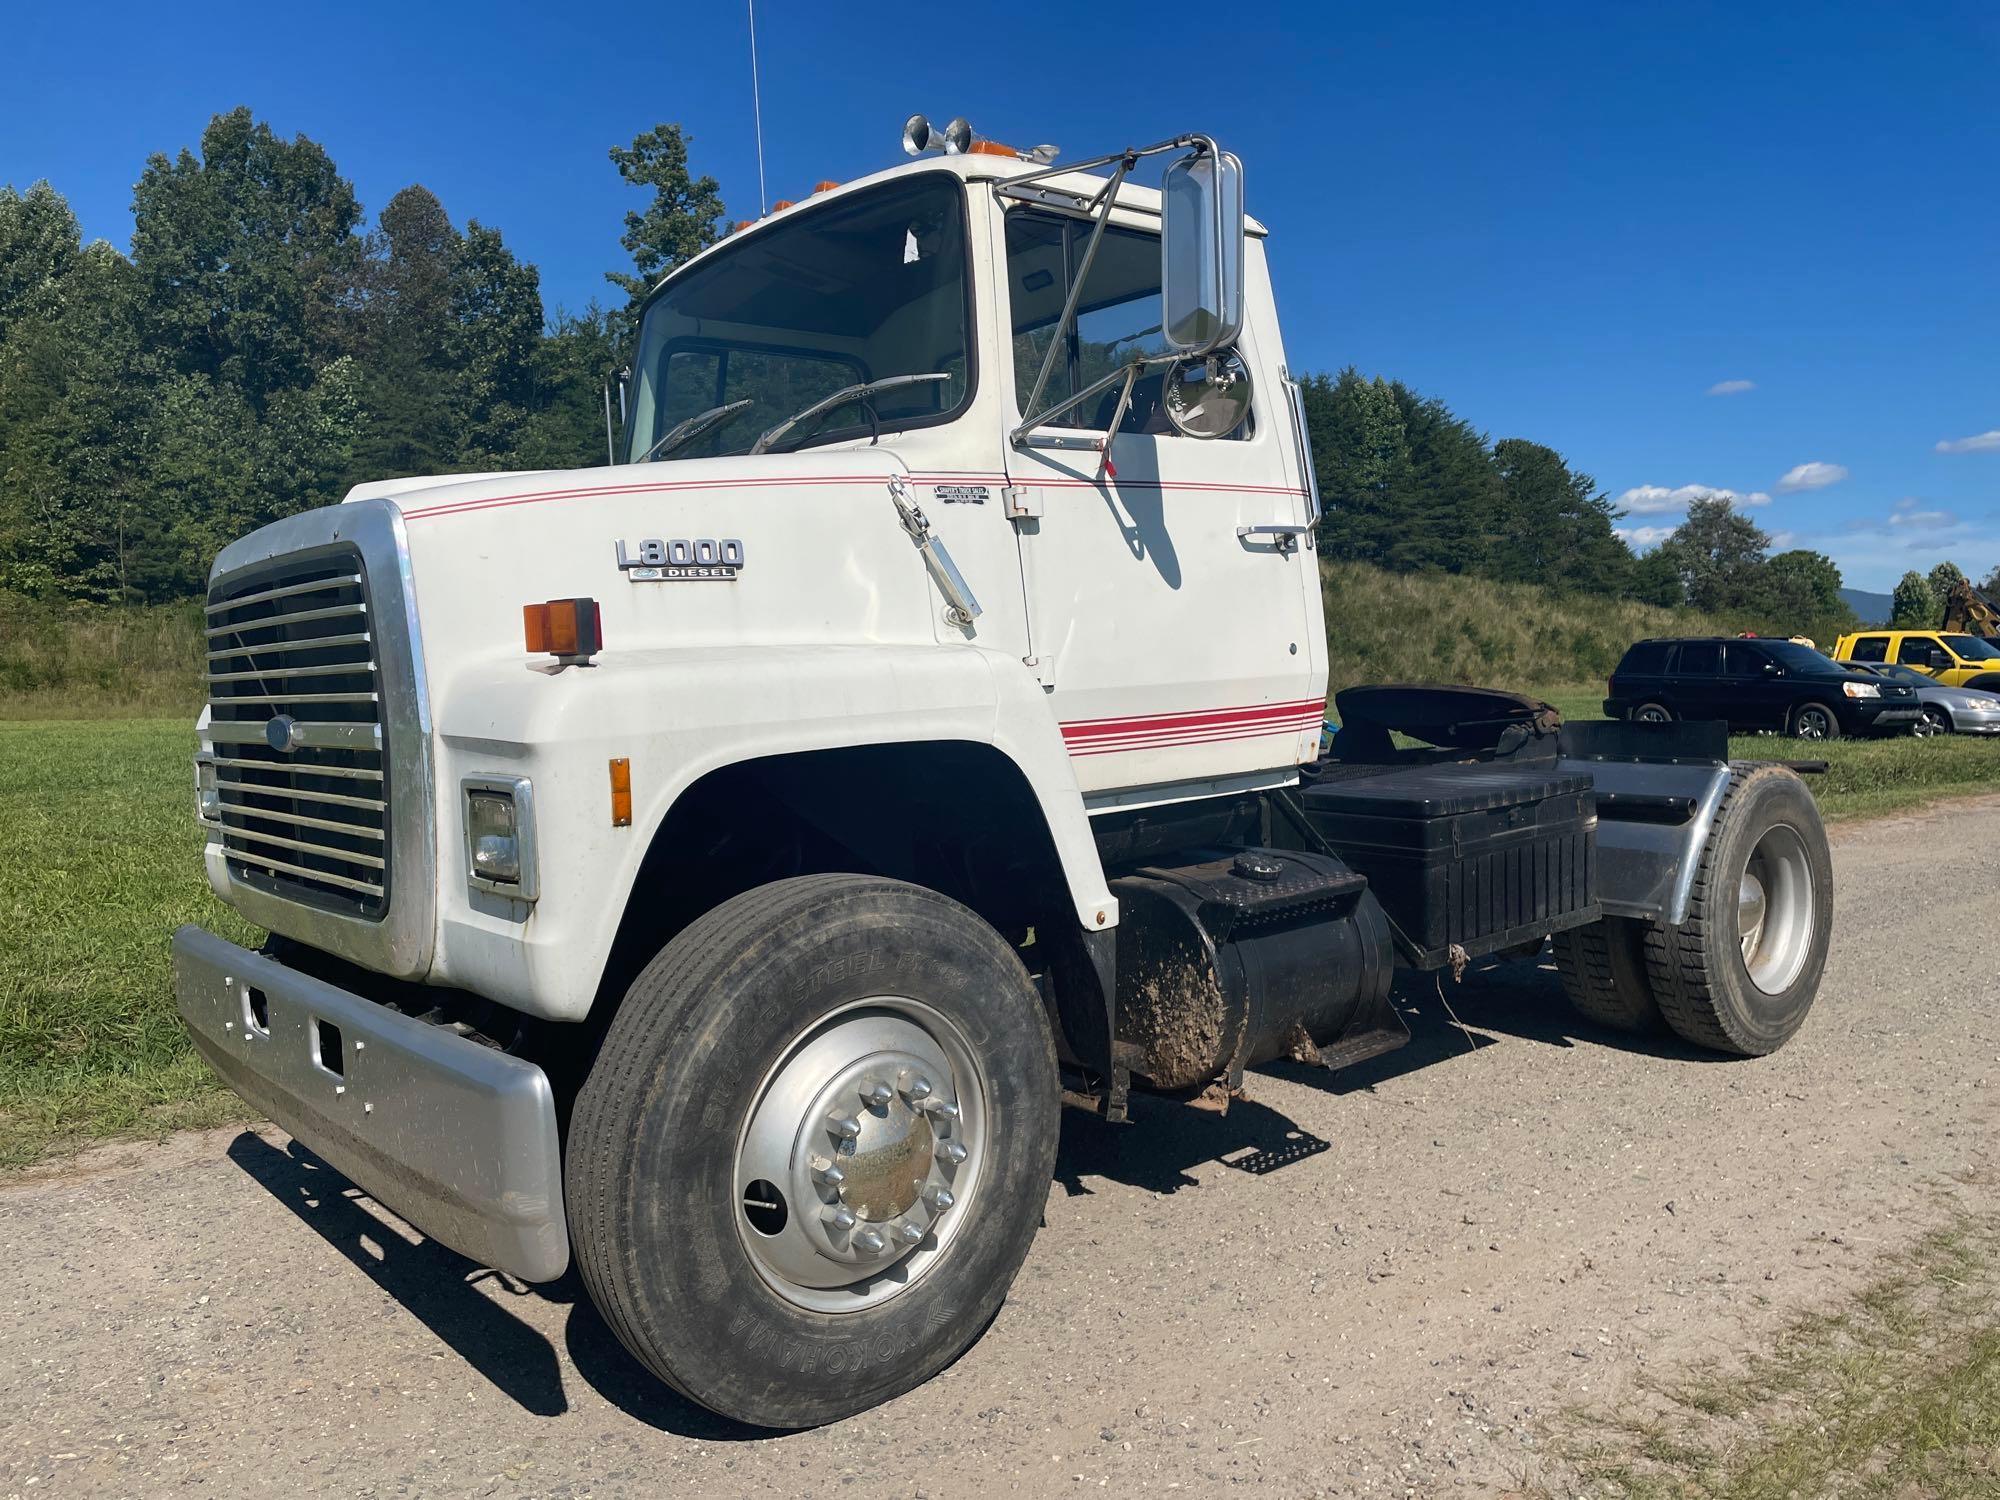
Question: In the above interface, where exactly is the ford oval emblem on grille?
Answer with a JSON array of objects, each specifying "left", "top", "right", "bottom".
[{"left": 265, "top": 714, "right": 302, "bottom": 752}]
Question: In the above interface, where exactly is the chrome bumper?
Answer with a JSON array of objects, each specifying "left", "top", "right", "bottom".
[{"left": 172, "top": 926, "right": 568, "bottom": 1281}]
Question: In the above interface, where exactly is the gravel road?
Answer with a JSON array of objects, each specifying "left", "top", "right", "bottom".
[{"left": 5, "top": 798, "right": 1997, "bottom": 1498}]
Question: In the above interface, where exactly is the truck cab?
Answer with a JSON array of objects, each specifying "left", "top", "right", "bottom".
[{"left": 172, "top": 121, "right": 1836, "bottom": 1430}]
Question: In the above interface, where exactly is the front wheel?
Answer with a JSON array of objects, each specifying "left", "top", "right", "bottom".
[
  {"left": 1790, "top": 702, "right": 1841, "bottom": 741},
  {"left": 1914, "top": 707, "right": 1951, "bottom": 738},
  {"left": 567, "top": 875, "right": 1060, "bottom": 1428}
]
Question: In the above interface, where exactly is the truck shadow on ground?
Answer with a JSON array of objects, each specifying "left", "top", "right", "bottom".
[
  {"left": 1053, "top": 952, "right": 1723, "bottom": 1199},
  {"left": 223, "top": 1132, "right": 762, "bottom": 1440}
]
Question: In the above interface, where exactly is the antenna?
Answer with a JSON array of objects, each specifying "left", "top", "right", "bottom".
[{"left": 747, "top": 0, "right": 768, "bottom": 210}]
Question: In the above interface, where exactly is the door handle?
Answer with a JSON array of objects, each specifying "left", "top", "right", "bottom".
[{"left": 1236, "top": 524, "right": 1312, "bottom": 555}]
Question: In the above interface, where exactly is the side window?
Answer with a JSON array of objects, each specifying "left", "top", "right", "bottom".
[
  {"left": 1006, "top": 210, "right": 1244, "bottom": 439},
  {"left": 1848, "top": 635, "right": 1889, "bottom": 663},
  {"left": 1621, "top": 641, "right": 1669, "bottom": 674},
  {"left": 1677, "top": 641, "right": 1721, "bottom": 675},
  {"left": 1721, "top": 643, "right": 1765, "bottom": 676},
  {"left": 1893, "top": 635, "right": 1939, "bottom": 666}
]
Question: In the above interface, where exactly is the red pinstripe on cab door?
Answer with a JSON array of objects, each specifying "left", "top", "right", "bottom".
[{"left": 1058, "top": 698, "right": 1326, "bottom": 757}]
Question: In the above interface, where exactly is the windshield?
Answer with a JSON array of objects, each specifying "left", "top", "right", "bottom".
[
  {"left": 1863, "top": 662, "right": 1930, "bottom": 686},
  {"left": 1758, "top": 641, "right": 1848, "bottom": 677},
  {"left": 624, "top": 174, "right": 972, "bottom": 462},
  {"left": 1943, "top": 634, "right": 2000, "bottom": 660}
]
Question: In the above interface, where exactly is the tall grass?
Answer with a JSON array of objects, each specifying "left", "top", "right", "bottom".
[
  {"left": 1319, "top": 560, "right": 1742, "bottom": 697},
  {"left": 0, "top": 593, "right": 206, "bottom": 719}
]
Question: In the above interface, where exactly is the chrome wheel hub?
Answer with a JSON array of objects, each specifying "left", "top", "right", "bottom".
[
  {"left": 1737, "top": 824, "right": 1814, "bottom": 994},
  {"left": 735, "top": 998, "right": 984, "bottom": 1314}
]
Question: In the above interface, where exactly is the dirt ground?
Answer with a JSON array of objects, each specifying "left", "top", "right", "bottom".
[{"left": 3, "top": 798, "right": 1995, "bottom": 1498}]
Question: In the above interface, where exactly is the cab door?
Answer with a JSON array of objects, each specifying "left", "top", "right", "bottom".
[{"left": 996, "top": 206, "right": 1322, "bottom": 795}]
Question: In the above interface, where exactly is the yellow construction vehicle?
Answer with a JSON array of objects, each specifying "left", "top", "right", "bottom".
[{"left": 1942, "top": 578, "right": 2000, "bottom": 639}]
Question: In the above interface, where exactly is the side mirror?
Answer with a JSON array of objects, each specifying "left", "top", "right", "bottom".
[
  {"left": 1761, "top": 661, "right": 1781, "bottom": 676},
  {"left": 1928, "top": 649, "right": 1951, "bottom": 670},
  {"left": 1161, "top": 147, "right": 1245, "bottom": 354}
]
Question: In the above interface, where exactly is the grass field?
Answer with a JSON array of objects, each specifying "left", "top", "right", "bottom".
[
  {"left": 3, "top": 711, "right": 1996, "bottom": 1171},
  {"left": 0, "top": 719, "right": 259, "bottom": 1168}
]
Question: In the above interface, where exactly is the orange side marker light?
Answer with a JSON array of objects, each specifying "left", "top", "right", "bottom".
[{"left": 609, "top": 758, "right": 632, "bottom": 827}]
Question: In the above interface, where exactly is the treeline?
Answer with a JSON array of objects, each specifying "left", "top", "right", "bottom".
[
  {"left": 1298, "top": 370, "right": 1857, "bottom": 644},
  {"left": 0, "top": 109, "right": 720, "bottom": 601}
]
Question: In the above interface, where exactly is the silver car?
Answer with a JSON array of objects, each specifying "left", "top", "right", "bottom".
[{"left": 1855, "top": 662, "right": 2000, "bottom": 737}]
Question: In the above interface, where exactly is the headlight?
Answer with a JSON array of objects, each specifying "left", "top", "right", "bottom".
[
  {"left": 194, "top": 753, "right": 220, "bottom": 824},
  {"left": 463, "top": 777, "right": 539, "bottom": 900},
  {"left": 1842, "top": 681, "right": 1880, "bottom": 699}
]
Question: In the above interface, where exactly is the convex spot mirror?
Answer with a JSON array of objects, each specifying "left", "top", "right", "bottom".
[
  {"left": 1162, "top": 348, "right": 1252, "bottom": 439},
  {"left": 1161, "top": 147, "right": 1245, "bottom": 354}
]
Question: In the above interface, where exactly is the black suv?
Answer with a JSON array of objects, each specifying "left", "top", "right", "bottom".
[{"left": 1605, "top": 637, "right": 1922, "bottom": 740}]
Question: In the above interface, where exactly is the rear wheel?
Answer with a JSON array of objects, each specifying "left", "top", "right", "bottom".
[
  {"left": 1631, "top": 702, "right": 1674, "bottom": 724},
  {"left": 1551, "top": 916, "right": 1661, "bottom": 1032},
  {"left": 1914, "top": 706, "right": 1951, "bottom": 738},
  {"left": 1789, "top": 702, "right": 1840, "bottom": 741},
  {"left": 1645, "top": 767, "right": 1833, "bottom": 1056},
  {"left": 567, "top": 875, "right": 1060, "bottom": 1428}
]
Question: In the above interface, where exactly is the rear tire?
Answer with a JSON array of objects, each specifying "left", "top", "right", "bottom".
[
  {"left": 1631, "top": 702, "right": 1674, "bottom": 724},
  {"left": 1551, "top": 917, "right": 1662, "bottom": 1032},
  {"left": 1789, "top": 702, "right": 1840, "bottom": 741},
  {"left": 1645, "top": 767, "right": 1833, "bottom": 1056},
  {"left": 567, "top": 875, "right": 1060, "bottom": 1428}
]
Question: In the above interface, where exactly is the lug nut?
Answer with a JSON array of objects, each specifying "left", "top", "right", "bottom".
[
  {"left": 895, "top": 1222, "right": 924, "bottom": 1247},
  {"left": 923, "top": 1185, "right": 955, "bottom": 1213},
  {"left": 826, "top": 1113, "right": 861, "bottom": 1140},
  {"left": 900, "top": 1071, "right": 934, "bottom": 1102},
  {"left": 860, "top": 1078, "right": 893, "bottom": 1108},
  {"left": 936, "top": 1141, "right": 968, "bottom": 1166},
  {"left": 852, "top": 1228, "right": 887, "bottom": 1256},
  {"left": 924, "top": 1099, "right": 960, "bottom": 1123},
  {"left": 825, "top": 1206, "right": 857, "bottom": 1233},
  {"left": 814, "top": 1161, "right": 846, "bottom": 1189}
]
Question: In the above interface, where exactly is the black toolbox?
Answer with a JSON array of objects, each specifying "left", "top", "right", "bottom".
[{"left": 1297, "top": 762, "right": 1598, "bottom": 968}]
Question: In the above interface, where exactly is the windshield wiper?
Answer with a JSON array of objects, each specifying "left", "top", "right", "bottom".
[
  {"left": 748, "top": 374, "right": 951, "bottom": 456},
  {"left": 637, "top": 398, "right": 755, "bottom": 463}
]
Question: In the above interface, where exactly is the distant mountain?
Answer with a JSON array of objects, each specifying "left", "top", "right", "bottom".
[{"left": 1839, "top": 587, "right": 1895, "bottom": 626}]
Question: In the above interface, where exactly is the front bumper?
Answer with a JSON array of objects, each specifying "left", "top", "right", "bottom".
[
  {"left": 1854, "top": 705, "right": 1921, "bottom": 734},
  {"left": 172, "top": 926, "right": 568, "bottom": 1281},
  {"left": 1950, "top": 707, "right": 2000, "bottom": 734}
]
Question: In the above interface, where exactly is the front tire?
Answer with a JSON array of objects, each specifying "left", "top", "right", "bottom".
[
  {"left": 1790, "top": 702, "right": 1840, "bottom": 741},
  {"left": 1914, "top": 706, "right": 1951, "bottom": 738},
  {"left": 1645, "top": 767, "right": 1833, "bottom": 1056},
  {"left": 567, "top": 875, "right": 1060, "bottom": 1428}
]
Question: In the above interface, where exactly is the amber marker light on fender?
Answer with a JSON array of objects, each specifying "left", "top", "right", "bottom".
[
  {"left": 609, "top": 758, "right": 633, "bottom": 827},
  {"left": 523, "top": 598, "right": 603, "bottom": 666}
]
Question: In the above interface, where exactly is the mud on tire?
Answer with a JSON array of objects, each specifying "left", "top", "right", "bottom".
[
  {"left": 566, "top": 875, "right": 1060, "bottom": 1429},
  {"left": 1645, "top": 766, "right": 1833, "bottom": 1056}
]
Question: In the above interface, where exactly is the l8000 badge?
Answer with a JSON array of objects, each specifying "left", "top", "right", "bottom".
[{"left": 615, "top": 538, "right": 744, "bottom": 582}]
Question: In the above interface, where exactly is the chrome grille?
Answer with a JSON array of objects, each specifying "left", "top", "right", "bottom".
[{"left": 205, "top": 550, "right": 389, "bottom": 917}]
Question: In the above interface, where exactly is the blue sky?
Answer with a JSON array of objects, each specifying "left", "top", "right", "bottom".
[{"left": 7, "top": 1, "right": 1996, "bottom": 591}]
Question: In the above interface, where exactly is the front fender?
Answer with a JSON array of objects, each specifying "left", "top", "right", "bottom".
[{"left": 425, "top": 643, "right": 1115, "bottom": 1020}]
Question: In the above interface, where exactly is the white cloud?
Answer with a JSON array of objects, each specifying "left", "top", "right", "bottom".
[
  {"left": 1768, "top": 530, "right": 1797, "bottom": 548},
  {"left": 1887, "top": 497, "right": 1956, "bottom": 529},
  {"left": 1776, "top": 461, "right": 1849, "bottom": 492},
  {"left": 1706, "top": 379, "right": 1756, "bottom": 396},
  {"left": 1615, "top": 525, "right": 1676, "bottom": 546},
  {"left": 1935, "top": 430, "right": 2000, "bottom": 455},
  {"left": 1613, "top": 483, "right": 1772, "bottom": 515}
]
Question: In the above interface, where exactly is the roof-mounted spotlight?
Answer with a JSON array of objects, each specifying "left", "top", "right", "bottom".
[{"left": 902, "top": 114, "right": 974, "bottom": 156}]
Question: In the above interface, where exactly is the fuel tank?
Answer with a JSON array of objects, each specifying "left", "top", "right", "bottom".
[{"left": 1109, "top": 846, "right": 1398, "bottom": 1092}]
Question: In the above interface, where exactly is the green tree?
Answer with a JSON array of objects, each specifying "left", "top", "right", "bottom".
[
  {"left": 1489, "top": 438, "right": 1630, "bottom": 592},
  {"left": 510, "top": 303, "right": 622, "bottom": 470},
  {"left": 1629, "top": 548, "right": 1685, "bottom": 608},
  {"left": 1760, "top": 549, "right": 1854, "bottom": 642},
  {"left": 0, "top": 182, "right": 82, "bottom": 347},
  {"left": 1927, "top": 560, "right": 1967, "bottom": 608},
  {"left": 1654, "top": 497, "right": 1770, "bottom": 612},
  {"left": 130, "top": 106, "right": 362, "bottom": 403},
  {"left": 606, "top": 124, "right": 725, "bottom": 323},
  {"left": 1891, "top": 569, "right": 1940, "bottom": 626}
]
